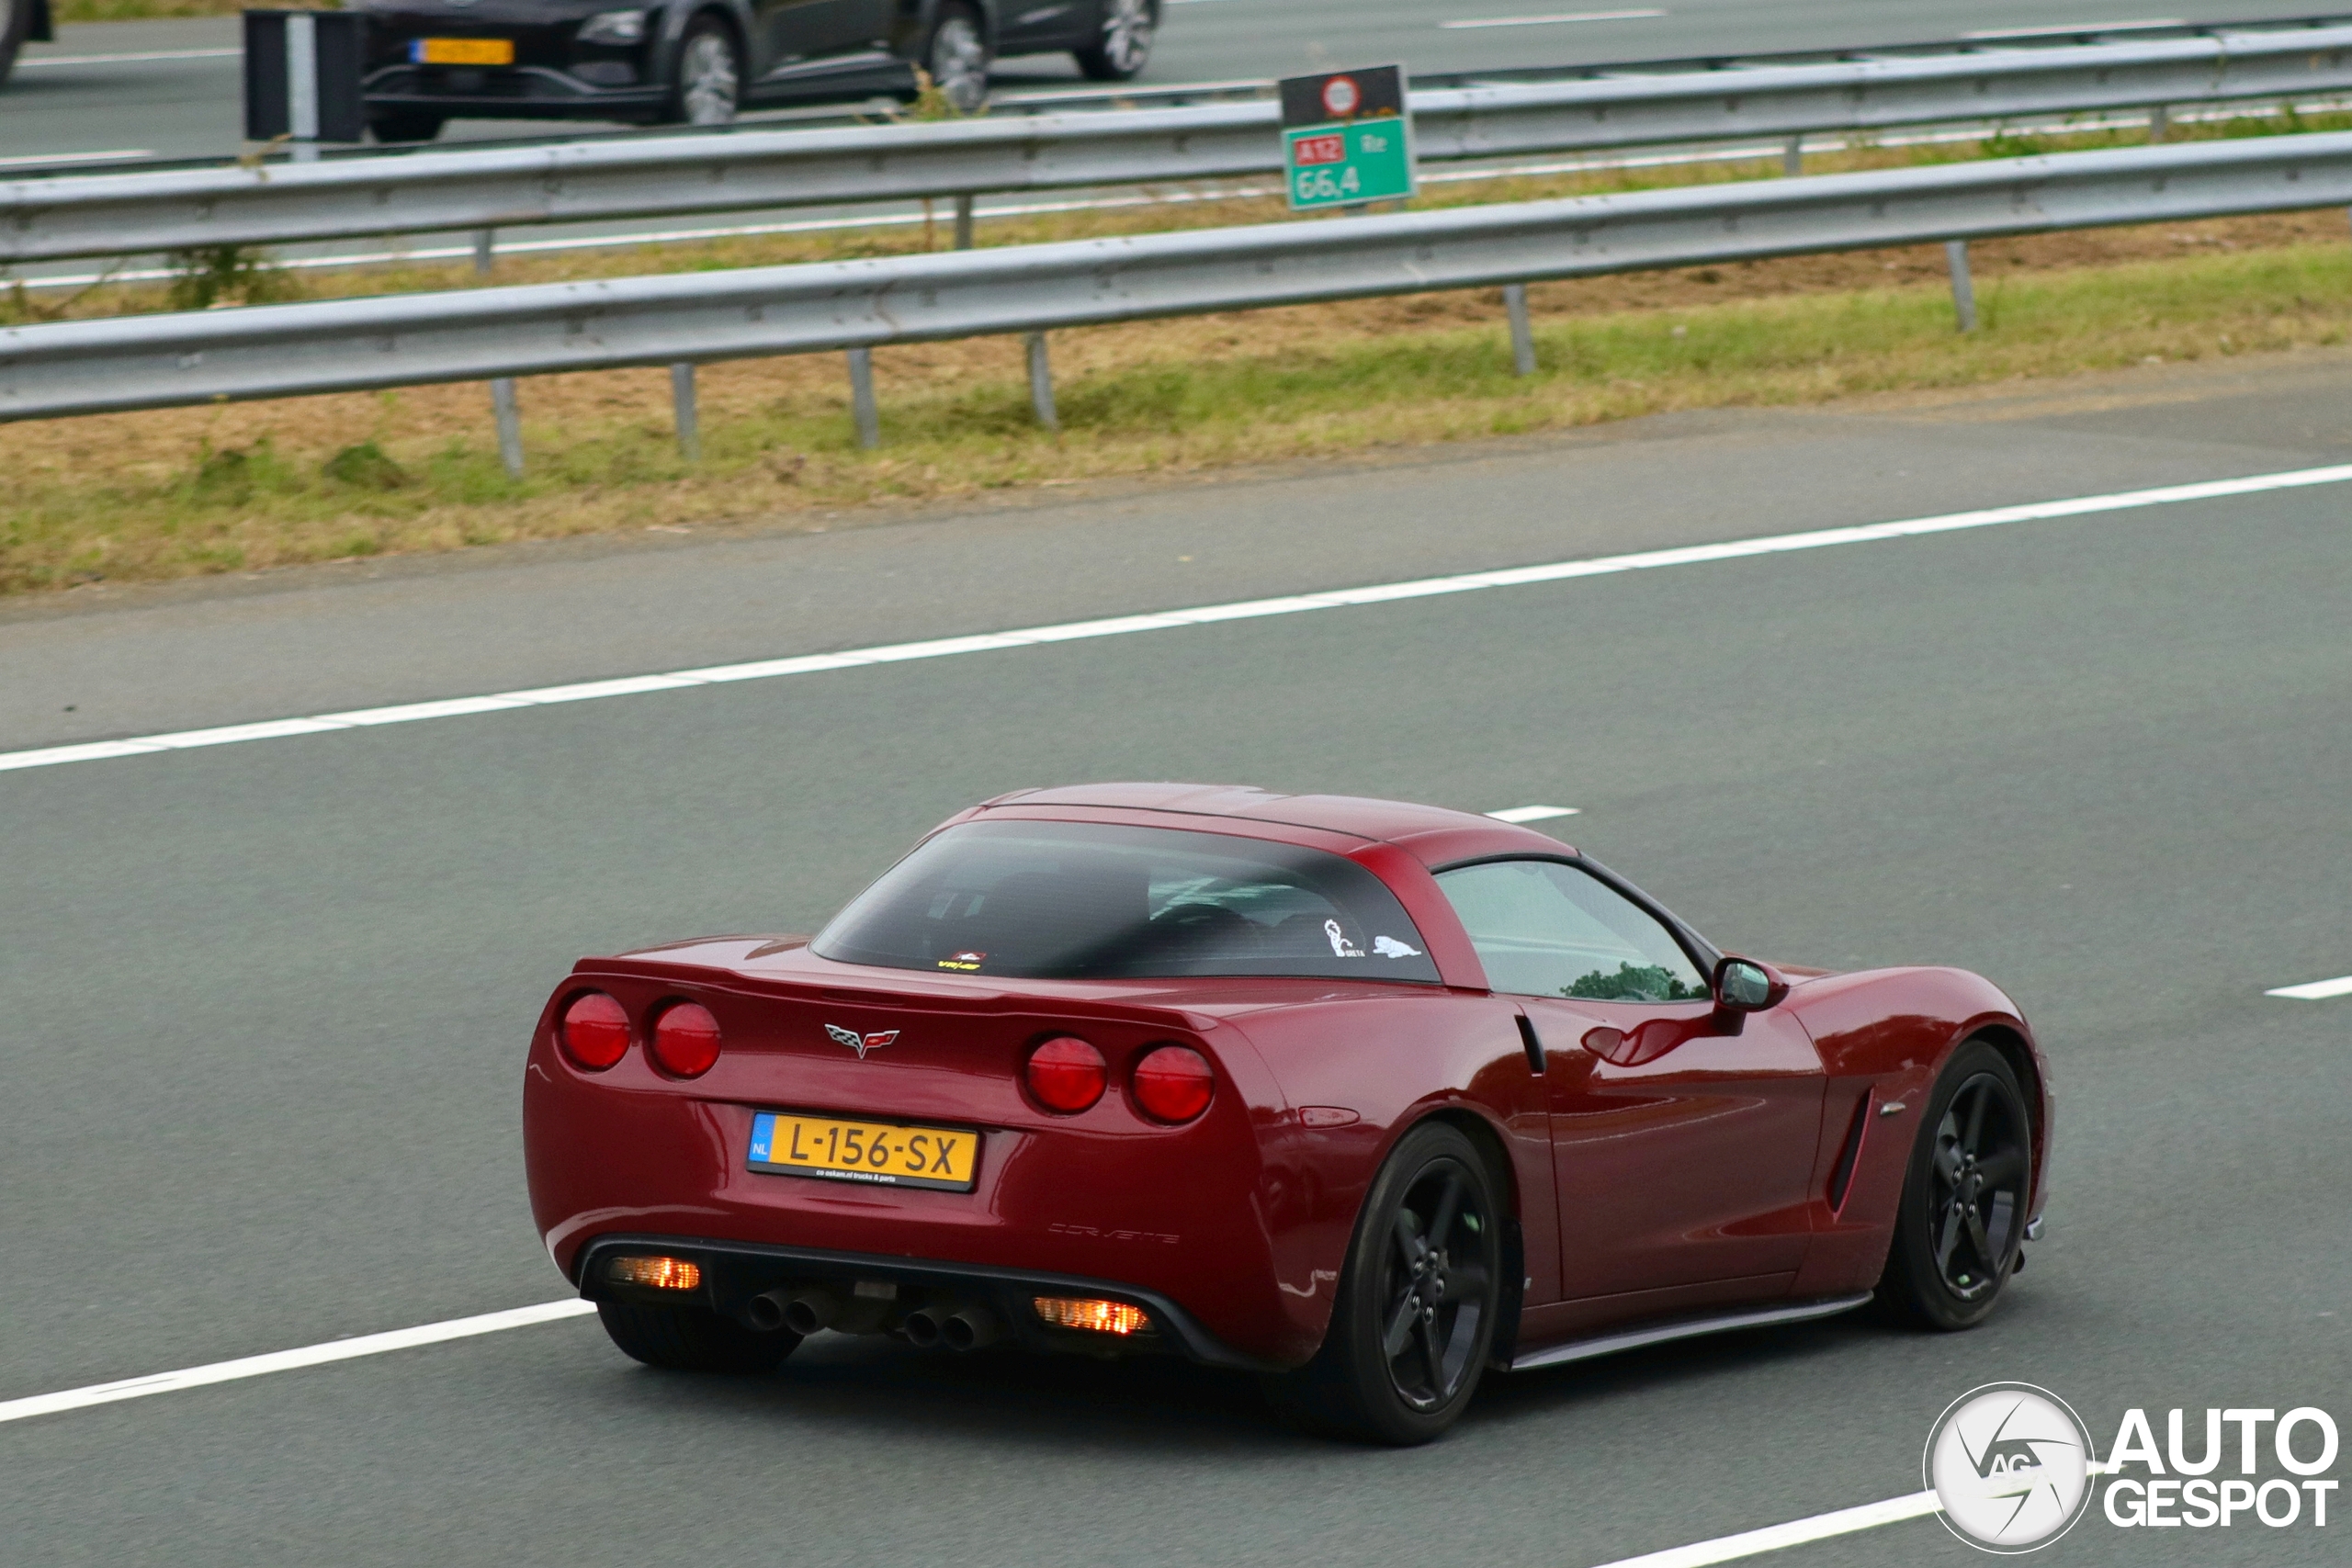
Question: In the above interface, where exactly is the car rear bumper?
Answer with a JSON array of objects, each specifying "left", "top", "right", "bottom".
[
  {"left": 363, "top": 64, "right": 670, "bottom": 118},
  {"left": 578, "top": 1232, "right": 1285, "bottom": 1371}
]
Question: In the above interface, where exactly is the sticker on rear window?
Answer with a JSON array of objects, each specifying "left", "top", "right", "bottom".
[{"left": 937, "top": 950, "right": 987, "bottom": 972}]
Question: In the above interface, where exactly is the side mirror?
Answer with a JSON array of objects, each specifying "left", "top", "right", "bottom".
[{"left": 1712, "top": 956, "right": 1789, "bottom": 1034}]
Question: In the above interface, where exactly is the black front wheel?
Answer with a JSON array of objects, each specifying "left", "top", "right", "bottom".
[
  {"left": 597, "top": 1301, "right": 799, "bottom": 1372},
  {"left": 669, "top": 15, "right": 741, "bottom": 127},
  {"left": 1074, "top": 0, "right": 1156, "bottom": 81},
  {"left": 1264, "top": 1121, "right": 1502, "bottom": 1445},
  {"left": 1877, "top": 1039, "right": 2033, "bottom": 1330},
  {"left": 922, "top": 3, "right": 991, "bottom": 113}
]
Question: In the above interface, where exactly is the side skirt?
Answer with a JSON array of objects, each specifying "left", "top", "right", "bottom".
[{"left": 1504, "top": 1292, "right": 1874, "bottom": 1373}]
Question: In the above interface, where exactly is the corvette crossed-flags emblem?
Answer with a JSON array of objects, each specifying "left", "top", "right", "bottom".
[{"left": 824, "top": 1024, "right": 900, "bottom": 1060}]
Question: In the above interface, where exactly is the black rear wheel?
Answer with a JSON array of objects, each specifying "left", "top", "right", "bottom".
[
  {"left": 1877, "top": 1039, "right": 2032, "bottom": 1329},
  {"left": 1264, "top": 1122, "right": 1501, "bottom": 1445},
  {"left": 597, "top": 1301, "right": 799, "bottom": 1372},
  {"left": 1074, "top": 0, "right": 1156, "bottom": 82}
]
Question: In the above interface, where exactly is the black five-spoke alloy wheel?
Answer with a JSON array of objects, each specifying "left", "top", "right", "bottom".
[
  {"left": 1879, "top": 1038, "right": 2033, "bottom": 1329},
  {"left": 1268, "top": 1121, "right": 1502, "bottom": 1444}
]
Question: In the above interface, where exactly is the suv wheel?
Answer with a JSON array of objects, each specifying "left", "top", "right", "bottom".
[
  {"left": 1075, "top": 0, "right": 1155, "bottom": 82},
  {"left": 673, "top": 15, "right": 741, "bottom": 127},
  {"left": 923, "top": 4, "right": 990, "bottom": 113}
]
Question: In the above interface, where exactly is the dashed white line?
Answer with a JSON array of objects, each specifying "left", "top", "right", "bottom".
[
  {"left": 0, "top": 1299, "right": 595, "bottom": 1427},
  {"left": 13, "top": 48, "right": 243, "bottom": 67},
  {"left": 0, "top": 149, "right": 155, "bottom": 169},
  {"left": 1584, "top": 1491, "right": 1942, "bottom": 1567},
  {"left": 1487, "top": 805, "right": 1581, "bottom": 822},
  {"left": 6, "top": 461, "right": 2351, "bottom": 778},
  {"left": 1441, "top": 9, "right": 1666, "bottom": 28},
  {"left": 2267, "top": 974, "right": 2352, "bottom": 1000}
]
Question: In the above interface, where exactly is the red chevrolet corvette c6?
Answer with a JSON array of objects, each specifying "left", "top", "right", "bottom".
[{"left": 524, "top": 784, "right": 2051, "bottom": 1443}]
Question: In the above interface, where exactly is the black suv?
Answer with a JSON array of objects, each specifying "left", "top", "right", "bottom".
[{"left": 353, "top": 0, "right": 1159, "bottom": 141}]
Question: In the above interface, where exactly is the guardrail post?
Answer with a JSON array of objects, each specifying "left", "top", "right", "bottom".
[
  {"left": 472, "top": 229, "right": 495, "bottom": 276},
  {"left": 1025, "top": 331, "right": 1058, "bottom": 431},
  {"left": 491, "top": 378, "right": 525, "bottom": 476},
  {"left": 670, "top": 362, "right": 699, "bottom": 461},
  {"left": 1943, "top": 240, "right": 1977, "bottom": 333},
  {"left": 1504, "top": 284, "right": 1536, "bottom": 376},
  {"left": 955, "top": 194, "right": 976, "bottom": 250},
  {"left": 847, "top": 348, "right": 880, "bottom": 448},
  {"left": 1782, "top": 135, "right": 1804, "bottom": 176},
  {"left": 2148, "top": 105, "right": 2170, "bottom": 143}
]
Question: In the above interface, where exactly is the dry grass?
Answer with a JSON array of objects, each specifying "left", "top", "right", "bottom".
[
  {"left": 5, "top": 108, "right": 2350, "bottom": 594},
  {"left": 8, "top": 220, "right": 2348, "bottom": 595}
]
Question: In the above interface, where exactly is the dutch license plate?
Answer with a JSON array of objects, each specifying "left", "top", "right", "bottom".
[
  {"left": 411, "top": 37, "right": 514, "bottom": 65},
  {"left": 749, "top": 1111, "right": 979, "bottom": 1192}
]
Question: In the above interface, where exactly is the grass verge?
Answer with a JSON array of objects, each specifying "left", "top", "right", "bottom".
[{"left": 6, "top": 226, "right": 2347, "bottom": 596}]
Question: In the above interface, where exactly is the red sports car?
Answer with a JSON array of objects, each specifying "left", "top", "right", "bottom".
[{"left": 524, "top": 784, "right": 2050, "bottom": 1443}]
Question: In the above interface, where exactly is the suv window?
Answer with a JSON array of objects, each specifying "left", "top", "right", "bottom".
[
  {"left": 815, "top": 819, "right": 1442, "bottom": 983},
  {"left": 1435, "top": 860, "right": 1708, "bottom": 1002}
]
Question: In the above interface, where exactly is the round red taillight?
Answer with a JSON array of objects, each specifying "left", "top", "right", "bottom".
[
  {"left": 560, "top": 991, "right": 630, "bottom": 1071},
  {"left": 1026, "top": 1036, "right": 1106, "bottom": 1113},
  {"left": 650, "top": 1001, "right": 722, "bottom": 1078},
  {"left": 1132, "top": 1044, "right": 1214, "bottom": 1123}
]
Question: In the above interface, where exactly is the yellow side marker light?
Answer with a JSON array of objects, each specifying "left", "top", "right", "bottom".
[
  {"left": 1033, "top": 1296, "right": 1149, "bottom": 1336},
  {"left": 608, "top": 1256, "right": 702, "bottom": 1291}
]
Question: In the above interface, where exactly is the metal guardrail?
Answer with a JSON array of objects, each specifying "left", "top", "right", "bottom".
[
  {"left": 7, "top": 25, "right": 2352, "bottom": 265},
  {"left": 8, "top": 130, "right": 2352, "bottom": 425}
]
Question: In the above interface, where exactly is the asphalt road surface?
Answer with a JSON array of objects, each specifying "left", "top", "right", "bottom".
[
  {"left": 3, "top": 0, "right": 2336, "bottom": 163},
  {"left": 3, "top": 349, "right": 2347, "bottom": 1564}
]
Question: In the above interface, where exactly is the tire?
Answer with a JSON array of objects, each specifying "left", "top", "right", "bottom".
[
  {"left": 367, "top": 112, "right": 446, "bottom": 144},
  {"left": 1876, "top": 1039, "right": 2033, "bottom": 1330},
  {"left": 1263, "top": 1122, "right": 1503, "bottom": 1445},
  {"left": 1073, "top": 0, "right": 1156, "bottom": 82},
  {"left": 597, "top": 1300, "right": 800, "bottom": 1372},
  {"left": 669, "top": 14, "right": 741, "bottom": 127},
  {"left": 922, "top": 3, "right": 991, "bottom": 113}
]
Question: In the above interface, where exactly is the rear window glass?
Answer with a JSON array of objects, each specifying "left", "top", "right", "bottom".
[{"left": 813, "top": 819, "right": 1442, "bottom": 983}]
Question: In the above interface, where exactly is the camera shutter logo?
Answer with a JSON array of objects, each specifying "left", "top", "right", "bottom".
[{"left": 1926, "top": 1383, "right": 2098, "bottom": 1552}]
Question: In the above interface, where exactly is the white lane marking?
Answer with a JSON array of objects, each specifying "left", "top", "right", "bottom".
[
  {"left": 2267, "top": 974, "right": 2352, "bottom": 999},
  {"left": 14, "top": 48, "right": 243, "bottom": 67},
  {"left": 6, "top": 461, "right": 2351, "bottom": 777},
  {"left": 1962, "top": 20, "right": 2184, "bottom": 39},
  {"left": 1487, "top": 805, "right": 1580, "bottom": 822},
  {"left": 1587, "top": 1491, "right": 1942, "bottom": 1568},
  {"left": 0, "top": 1299, "right": 595, "bottom": 1427},
  {"left": 1441, "top": 9, "right": 1665, "bottom": 28},
  {"left": 0, "top": 149, "right": 155, "bottom": 169}
]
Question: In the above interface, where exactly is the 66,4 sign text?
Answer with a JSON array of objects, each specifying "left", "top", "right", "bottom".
[{"left": 1277, "top": 64, "right": 1416, "bottom": 213}]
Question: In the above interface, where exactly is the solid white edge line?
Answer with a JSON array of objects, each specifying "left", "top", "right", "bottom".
[
  {"left": 0, "top": 1299, "right": 596, "bottom": 1427},
  {"left": 15, "top": 48, "right": 243, "bottom": 66},
  {"left": 8, "top": 461, "right": 2351, "bottom": 778},
  {"left": 1441, "top": 10, "right": 1668, "bottom": 28},
  {"left": 2266, "top": 975, "right": 2352, "bottom": 999},
  {"left": 1585, "top": 1491, "right": 1942, "bottom": 1568}
]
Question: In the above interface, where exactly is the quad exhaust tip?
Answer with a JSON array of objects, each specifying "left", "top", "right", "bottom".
[{"left": 903, "top": 1300, "right": 1001, "bottom": 1351}]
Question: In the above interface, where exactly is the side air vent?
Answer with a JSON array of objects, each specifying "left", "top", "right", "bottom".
[{"left": 1826, "top": 1091, "right": 1872, "bottom": 1214}]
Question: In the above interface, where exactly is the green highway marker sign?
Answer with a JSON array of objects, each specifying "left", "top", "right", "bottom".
[{"left": 1278, "top": 64, "right": 1416, "bottom": 212}]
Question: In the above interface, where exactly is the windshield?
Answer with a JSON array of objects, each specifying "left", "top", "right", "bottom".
[{"left": 813, "top": 819, "right": 1442, "bottom": 983}]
